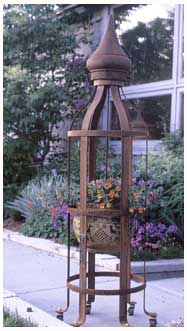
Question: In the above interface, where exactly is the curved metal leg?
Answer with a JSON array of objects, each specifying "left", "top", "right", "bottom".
[
  {"left": 56, "top": 288, "right": 70, "bottom": 320},
  {"left": 143, "top": 288, "right": 157, "bottom": 326},
  {"left": 56, "top": 213, "right": 71, "bottom": 319}
]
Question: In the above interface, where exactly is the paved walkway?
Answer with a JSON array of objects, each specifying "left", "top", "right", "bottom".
[{"left": 3, "top": 240, "right": 184, "bottom": 327}]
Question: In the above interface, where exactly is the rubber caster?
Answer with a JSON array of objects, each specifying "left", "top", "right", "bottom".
[
  {"left": 86, "top": 303, "right": 91, "bottom": 315},
  {"left": 149, "top": 318, "right": 157, "bottom": 327},
  {"left": 56, "top": 308, "right": 64, "bottom": 321},
  {"left": 128, "top": 305, "right": 135, "bottom": 316}
]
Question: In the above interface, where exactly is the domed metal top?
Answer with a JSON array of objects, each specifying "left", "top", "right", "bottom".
[{"left": 86, "top": 15, "right": 131, "bottom": 86}]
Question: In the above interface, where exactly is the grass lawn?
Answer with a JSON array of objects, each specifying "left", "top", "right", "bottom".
[{"left": 3, "top": 309, "right": 37, "bottom": 327}]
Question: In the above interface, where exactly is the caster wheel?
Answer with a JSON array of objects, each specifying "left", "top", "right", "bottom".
[
  {"left": 86, "top": 304, "right": 91, "bottom": 315},
  {"left": 56, "top": 313, "right": 64, "bottom": 321},
  {"left": 56, "top": 308, "right": 64, "bottom": 321},
  {"left": 149, "top": 318, "right": 157, "bottom": 327},
  {"left": 128, "top": 306, "right": 135, "bottom": 316}
]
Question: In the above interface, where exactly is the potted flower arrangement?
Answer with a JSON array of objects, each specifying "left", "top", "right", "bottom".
[{"left": 72, "top": 177, "right": 158, "bottom": 253}]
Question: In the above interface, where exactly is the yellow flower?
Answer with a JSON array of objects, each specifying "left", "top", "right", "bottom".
[
  {"left": 133, "top": 192, "right": 139, "bottom": 199},
  {"left": 129, "top": 207, "right": 134, "bottom": 214},
  {"left": 97, "top": 190, "right": 101, "bottom": 194},
  {"left": 106, "top": 203, "right": 112, "bottom": 208},
  {"left": 37, "top": 195, "right": 43, "bottom": 200},
  {"left": 116, "top": 186, "right": 121, "bottom": 192},
  {"left": 97, "top": 194, "right": 103, "bottom": 200},
  {"left": 100, "top": 203, "right": 105, "bottom": 208}
]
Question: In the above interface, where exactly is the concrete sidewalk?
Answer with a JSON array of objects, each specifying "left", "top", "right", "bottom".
[{"left": 3, "top": 239, "right": 184, "bottom": 327}]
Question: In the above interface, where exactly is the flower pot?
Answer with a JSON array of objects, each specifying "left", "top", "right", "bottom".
[{"left": 73, "top": 215, "right": 120, "bottom": 253}]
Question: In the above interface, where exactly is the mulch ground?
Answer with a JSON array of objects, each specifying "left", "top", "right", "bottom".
[{"left": 3, "top": 218, "right": 24, "bottom": 232}]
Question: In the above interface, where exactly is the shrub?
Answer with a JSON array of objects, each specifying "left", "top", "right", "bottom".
[
  {"left": 136, "top": 132, "right": 184, "bottom": 244},
  {"left": 6, "top": 175, "right": 68, "bottom": 218},
  {"left": 7, "top": 175, "right": 77, "bottom": 245},
  {"left": 3, "top": 139, "right": 37, "bottom": 218}
]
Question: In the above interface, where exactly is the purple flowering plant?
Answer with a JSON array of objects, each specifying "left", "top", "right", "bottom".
[{"left": 130, "top": 219, "right": 178, "bottom": 252}]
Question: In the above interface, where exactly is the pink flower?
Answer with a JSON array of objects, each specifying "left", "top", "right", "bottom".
[{"left": 27, "top": 200, "right": 33, "bottom": 208}]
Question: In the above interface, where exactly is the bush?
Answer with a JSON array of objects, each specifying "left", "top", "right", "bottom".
[
  {"left": 20, "top": 207, "right": 77, "bottom": 245},
  {"left": 136, "top": 132, "right": 184, "bottom": 244},
  {"left": 3, "top": 139, "right": 37, "bottom": 218},
  {"left": 7, "top": 175, "right": 78, "bottom": 245}
]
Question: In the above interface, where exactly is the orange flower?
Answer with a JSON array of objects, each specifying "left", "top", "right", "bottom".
[
  {"left": 109, "top": 191, "right": 115, "bottom": 198},
  {"left": 104, "top": 183, "right": 112, "bottom": 189},
  {"left": 56, "top": 191, "right": 61, "bottom": 199},
  {"left": 100, "top": 203, "right": 105, "bottom": 208},
  {"left": 138, "top": 207, "right": 144, "bottom": 214}
]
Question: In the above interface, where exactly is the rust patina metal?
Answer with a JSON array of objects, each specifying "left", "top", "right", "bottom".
[{"left": 57, "top": 15, "right": 157, "bottom": 327}]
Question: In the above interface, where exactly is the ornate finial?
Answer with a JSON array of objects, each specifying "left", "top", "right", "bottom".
[{"left": 86, "top": 15, "right": 131, "bottom": 86}]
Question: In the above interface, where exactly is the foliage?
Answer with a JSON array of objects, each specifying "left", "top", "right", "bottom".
[
  {"left": 6, "top": 175, "right": 68, "bottom": 218},
  {"left": 135, "top": 132, "right": 184, "bottom": 243},
  {"left": 130, "top": 219, "right": 179, "bottom": 251},
  {"left": 118, "top": 7, "right": 174, "bottom": 84},
  {"left": 7, "top": 175, "right": 77, "bottom": 244},
  {"left": 3, "top": 139, "right": 37, "bottom": 218},
  {"left": 3, "top": 4, "right": 92, "bottom": 215},
  {"left": 3, "top": 309, "right": 37, "bottom": 327}
]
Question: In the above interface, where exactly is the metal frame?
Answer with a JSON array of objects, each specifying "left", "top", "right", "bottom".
[
  {"left": 57, "top": 14, "right": 158, "bottom": 327},
  {"left": 58, "top": 86, "right": 157, "bottom": 327}
]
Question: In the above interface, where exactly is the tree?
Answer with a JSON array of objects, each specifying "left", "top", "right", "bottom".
[
  {"left": 4, "top": 4, "right": 92, "bottom": 165},
  {"left": 3, "top": 4, "right": 92, "bottom": 211}
]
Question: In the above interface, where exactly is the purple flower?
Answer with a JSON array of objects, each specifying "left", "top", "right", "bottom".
[
  {"left": 158, "top": 223, "right": 166, "bottom": 232},
  {"left": 138, "top": 226, "right": 145, "bottom": 234},
  {"left": 167, "top": 225, "right": 178, "bottom": 234},
  {"left": 152, "top": 243, "right": 160, "bottom": 249},
  {"left": 138, "top": 179, "right": 145, "bottom": 186},
  {"left": 147, "top": 179, "right": 154, "bottom": 187},
  {"left": 100, "top": 165, "right": 106, "bottom": 171},
  {"left": 148, "top": 192, "right": 156, "bottom": 203},
  {"left": 136, "top": 235, "right": 142, "bottom": 242},
  {"left": 50, "top": 217, "right": 60, "bottom": 228},
  {"left": 74, "top": 100, "right": 84, "bottom": 109},
  {"left": 83, "top": 81, "right": 90, "bottom": 88}
]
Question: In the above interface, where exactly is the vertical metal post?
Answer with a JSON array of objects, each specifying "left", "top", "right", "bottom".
[
  {"left": 119, "top": 136, "right": 132, "bottom": 326},
  {"left": 73, "top": 136, "right": 88, "bottom": 326}
]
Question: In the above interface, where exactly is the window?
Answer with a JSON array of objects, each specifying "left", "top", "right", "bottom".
[
  {"left": 111, "top": 95, "right": 171, "bottom": 139},
  {"left": 110, "top": 4, "right": 184, "bottom": 153},
  {"left": 115, "top": 4, "right": 175, "bottom": 85}
]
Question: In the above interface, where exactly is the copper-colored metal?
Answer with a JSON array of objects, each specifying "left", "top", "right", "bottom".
[
  {"left": 62, "top": 14, "right": 157, "bottom": 327},
  {"left": 66, "top": 272, "right": 146, "bottom": 295},
  {"left": 68, "top": 130, "right": 146, "bottom": 137},
  {"left": 86, "top": 15, "right": 131, "bottom": 85}
]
